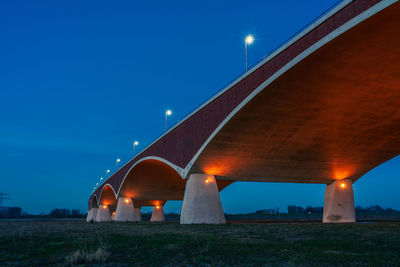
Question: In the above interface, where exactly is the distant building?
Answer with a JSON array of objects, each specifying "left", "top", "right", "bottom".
[{"left": 0, "top": 206, "right": 22, "bottom": 217}]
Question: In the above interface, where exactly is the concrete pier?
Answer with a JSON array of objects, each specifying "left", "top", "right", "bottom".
[
  {"left": 86, "top": 209, "right": 92, "bottom": 222},
  {"left": 323, "top": 180, "right": 356, "bottom": 223},
  {"left": 114, "top": 197, "right": 137, "bottom": 222},
  {"left": 87, "top": 208, "right": 98, "bottom": 222},
  {"left": 180, "top": 174, "right": 226, "bottom": 224},
  {"left": 96, "top": 205, "right": 112, "bottom": 222},
  {"left": 134, "top": 207, "right": 142, "bottom": 222},
  {"left": 91, "top": 208, "right": 98, "bottom": 222},
  {"left": 150, "top": 205, "right": 165, "bottom": 222}
]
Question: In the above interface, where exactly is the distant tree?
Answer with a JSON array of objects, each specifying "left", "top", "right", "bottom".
[
  {"left": 71, "top": 209, "right": 81, "bottom": 217},
  {"left": 288, "top": 205, "right": 323, "bottom": 214},
  {"left": 305, "top": 206, "right": 314, "bottom": 213},
  {"left": 0, "top": 207, "right": 22, "bottom": 218},
  {"left": 367, "top": 205, "right": 384, "bottom": 213},
  {"left": 356, "top": 206, "right": 365, "bottom": 213},
  {"left": 49, "top": 209, "right": 71, "bottom": 218},
  {"left": 296, "top": 206, "right": 305, "bottom": 214},
  {"left": 288, "top": 205, "right": 296, "bottom": 214},
  {"left": 314, "top": 207, "right": 323, "bottom": 213},
  {"left": 384, "top": 208, "right": 395, "bottom": 212},
  {"left": 255, "top": 209, "right": 266, "bottom": 214},
  {"left": 304, "top": 206, "right": 323, "bottom": 214},
  {"left": 288, "top": 205, "right": 305, "bottom": 214}
]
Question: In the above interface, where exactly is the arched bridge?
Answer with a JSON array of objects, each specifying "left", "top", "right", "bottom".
[{"left": 88, "top": 0, "right": 400, "bottom": 224}]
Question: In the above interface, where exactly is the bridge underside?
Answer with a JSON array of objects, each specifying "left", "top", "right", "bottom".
[
  {"left": 116, "top": 159, "right": 232, "bottom": 205},
  {"left": 191, "top": 3, "right": 400, "bottom": 184}
]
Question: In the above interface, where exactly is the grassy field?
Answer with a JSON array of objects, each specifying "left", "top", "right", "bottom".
[{"left": 1, "top": 220, "right": 400, "bottom": 266}]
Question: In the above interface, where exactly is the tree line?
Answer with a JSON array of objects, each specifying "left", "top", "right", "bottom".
[{"left": 287, "top": 205, "right": 399, "bottom": 214}]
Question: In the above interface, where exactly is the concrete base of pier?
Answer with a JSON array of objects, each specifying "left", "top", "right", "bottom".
[{"left": 180, "top": 174, "right": 226, "bottom": 224}]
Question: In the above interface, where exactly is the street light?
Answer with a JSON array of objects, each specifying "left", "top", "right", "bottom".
[
  {"left": 116, "top": 158, "right": 121, "bottom": 168},
  {"left": 165, "top": 109, "right": 172, "bottom": 130},
  {"left": 100, "top": 177, "right": 103, "bottom": 181},
  {"left": 245, "top": 34, "right": 254, "bottom": 72},
  {"left": 106, "top": 169, "right": 110, "bottom": 177},
  {"left": 133, "top": 141, "right": 139, "bottom": 154}
]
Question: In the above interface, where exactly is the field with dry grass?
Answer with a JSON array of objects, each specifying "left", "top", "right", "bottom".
[{"left": 1, "top": 220, "right": 399, "bottom": 266}]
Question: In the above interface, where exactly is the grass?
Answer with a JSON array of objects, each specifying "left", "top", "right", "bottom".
[{"left": 0, "top": 220, "right": 399, "bottom": 266}]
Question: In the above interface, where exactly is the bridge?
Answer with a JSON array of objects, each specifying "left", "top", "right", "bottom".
[{"left": 87, "top": 0, "right": 400, "bottom": 224}]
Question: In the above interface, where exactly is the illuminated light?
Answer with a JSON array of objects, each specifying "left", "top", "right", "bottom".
[
  {"left": 156, "top": 205, "right": 160, "bottom": 210},
  {"left": 112, "top": 212, "right": 116, "bottom": 215},
  {"left": 165, "top": 110, "right": 173, "bottom": 130},
  {"left": 133, "top": 141, "right": 139, "bottom": 154},
  {"left": 103, "top": 205, "right": 107, "bottom": 209},
  {"left": 106, "top": 169, "right": 110, "bottom": 173},
  {"left": 100, "top": 177, "right": 103, "bottom": 181},
  {"left": 204, "top": 179, "right": 209, "bottom": 184},
  {"left": 245, "top": 34, "right": 254, "bottom": 45},
  {"left": 124, "top": 199, "right": 130, "bottom": 204},
  {"left": 125, "top": 192, "right": 135, "bottom": 198},
  {"left": 340, "top": 182, "right": 346, "bottom": 189},
  {"left": 116, "top": 158, "right": 121, "bottom": 163},
  {"left": 203, "top": 161, "right": 240, "bottom": 176}
]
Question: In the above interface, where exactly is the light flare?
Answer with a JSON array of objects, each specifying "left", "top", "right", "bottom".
[{"left": 245, "top": 35, "right": 254, "bottom": 45}]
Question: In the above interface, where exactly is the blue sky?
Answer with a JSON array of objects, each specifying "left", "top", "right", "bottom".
[{"left": 1, "top": 0, "right": 399, "bottom": 214}]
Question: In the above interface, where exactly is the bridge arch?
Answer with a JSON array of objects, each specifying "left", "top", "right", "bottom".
[
  {"left": 116, "top": 157, "right": 234, "bottom": 206},
  {"left": 89, "top": 194, "right": 99, "bottom": 209},
  {"left": 117, "top": 157, "right": 186, "bottom": 205},
  {"left": 99, "top": 184, "right": 118, "bottom": 208}
]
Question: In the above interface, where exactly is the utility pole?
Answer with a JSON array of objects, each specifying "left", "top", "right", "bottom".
[{"left": 0, "top": 193, "right": 10, "bottom": 207}]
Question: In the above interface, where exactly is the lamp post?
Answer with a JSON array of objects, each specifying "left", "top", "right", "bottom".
[
  {"left": 165, "top": 109, "right": 172, "bottom": 130},
  {"left": 133, "top": 141, "right": 139, "bottom": 154},
  {"left": 106, "top": 169, "right": 110, "bottom": 178},
  {"left": 116, "top": 158, "right": 121, "bottom": 168},
  {"left": 245, "top": 35, "right": 254, "bottom": 72}
]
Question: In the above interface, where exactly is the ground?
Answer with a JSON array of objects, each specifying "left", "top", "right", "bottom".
[{"left": 1, "top": 220, "right": 400, "bottom": 266}]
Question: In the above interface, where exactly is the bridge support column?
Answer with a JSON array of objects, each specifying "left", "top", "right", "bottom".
[
  {"left": 87, "top": 208, "right": 98, "bottom": 222},
  {"left": 135, "top": 207, "right": 142, "bottom": 222},
  {"left": 114, "top": 197, "right": 137, "bottom": 222},
  {"left": 323, "top": 180, "right": 356, "bottom": 223},
  {"left": 180, "top": 174, "right": 226, "bottom": 224},
  {"left": 96, "top": 204, "right": 112, "bottom": 222},
  {"left": 86, "top": 209, "right": 92, "bottom": 222},
  {"left": 150, "top": 206, "right": 165, "bottom": 222}
]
